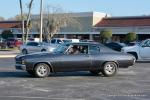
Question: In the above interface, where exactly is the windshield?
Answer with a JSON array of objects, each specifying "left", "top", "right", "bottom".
[
  {"left": 53, "top": 44, "right": 69, "bottom": 53},
  {"left": 62, "top": 40, "right": 72, "bottom": 43}
]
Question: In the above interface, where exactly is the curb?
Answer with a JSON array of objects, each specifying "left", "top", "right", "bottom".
[{"left": 0, "top": 55, "right": 17, "bottom": 58}]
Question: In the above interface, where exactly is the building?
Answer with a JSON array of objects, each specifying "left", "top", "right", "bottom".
[
  {"left": 31, "top": 12, "right": 109, "bottom": 41},
  {"left": 1, "top": 12, "right": 150, "bottom": 41},
  {"left": 0, "top": 21, "right": 26, "bottom": 39},
  {"left": 94, "top": 16, "right": 150, "bottom": 41}
]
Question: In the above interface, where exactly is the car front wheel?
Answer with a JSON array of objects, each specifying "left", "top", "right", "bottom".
[
  {"left": 22, "top": 49, "right": 27, "bottom": 54},
  {"left": 34, "top": 63, "right": 50, "bottom": 78},
  {"left": 101, "top": 62, "right": 118, "bottom": 77}
]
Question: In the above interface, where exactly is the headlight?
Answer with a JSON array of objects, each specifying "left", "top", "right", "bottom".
[{"left": 48, "top": 48, "right": 55, "bottom": 52}]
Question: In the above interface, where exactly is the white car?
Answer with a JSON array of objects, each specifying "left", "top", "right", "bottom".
[
  {"left": 121, "top": 39, "right": 150, "bottom": 61},
  {"left": 20, "top": 41, "right": 58, "bottom": 54},
  {"left": 50, "top": 38, "right": 80, "bottom": 44}
]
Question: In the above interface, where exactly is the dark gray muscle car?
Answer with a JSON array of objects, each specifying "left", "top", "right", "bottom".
[{"left": 15, "top": 42, "right": 135, "bottom": 78}]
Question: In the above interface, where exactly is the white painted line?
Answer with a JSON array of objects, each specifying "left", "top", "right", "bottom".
[
  {"left": 0, "top": 55, "right": 16, "bottom": 58},
  {"left": 0, "top": 96, "right": 85, "bottom": 100}
]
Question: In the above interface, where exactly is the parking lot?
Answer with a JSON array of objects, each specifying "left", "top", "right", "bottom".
[{"left": 0, "top": 58, "right": 150, "bottom": 100}]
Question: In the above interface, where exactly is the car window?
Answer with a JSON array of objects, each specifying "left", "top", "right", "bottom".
[
  {"left": 67, "top": 45, "right": 88, "bottom": 55},
  {"left": 142, "top": 40, "right": 150, "bottom": 47},
  {"left": 51, "top": 39, "right": 56, "bottom": 44},
  {"left": 27, "top": 42, "right": 39, "bottom": 46},
  {"left": 57, "top": 39, "right": 62, "bottom": 44},
  {"left": 89, "top": 45, "right": 100, "bottom": 54}
]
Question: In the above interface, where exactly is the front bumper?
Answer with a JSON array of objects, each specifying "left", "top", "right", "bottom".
[{"left": 15, "top": 64, "right": 26, "bottom": 70}]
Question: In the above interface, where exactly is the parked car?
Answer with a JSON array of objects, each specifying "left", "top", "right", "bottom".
[
  {"left": 104, "top": 42, "right": 127, "bottom": 51},
  {"left": 6, "top": 38, "right": 22, "bottom": 48},
  {"left": 0, "top": 38, "right": 7, "bottom": 49},
  {"left": 20, "top": 41, "right": 58, "bottom": 54},
  {"left": 121, "top": 39, "right": 150, "bottom": 60},
  {"left": 49, "top": 38, "right": 80, "bottom": 44},
  {"left": 15, "top": 42, "right": 135, "bottom": 78},
  {"left": 80, "top": 39, "right": 95, "bottom": 42},
  {"left": 126, "top": 41, "right": 141, "bottom": 46}
]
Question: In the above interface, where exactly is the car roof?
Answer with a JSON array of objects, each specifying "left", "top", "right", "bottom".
[{"left": 64, "top": 42, "right": 100, "bottom": 45}]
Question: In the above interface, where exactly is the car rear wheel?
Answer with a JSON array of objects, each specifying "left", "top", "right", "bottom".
[
  {"left": 90, "top": 70, "right": 100, "bottom": 75},
  {"left": 41, "top": 49, "right": 46, "bottom": 52},
  {"left": 22, "top": 49, "right": 27, "bottom": 54},
  {"left": 101, "top": 62, "right": 118, "bottom": 77},
  {"left": 34, "top": 63, "right": 50, "bottom": 78}
]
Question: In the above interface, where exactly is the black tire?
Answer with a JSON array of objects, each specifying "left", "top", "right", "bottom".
[
  {"left": 90, "top": 70, "right": 100, "bottom": 75},
  {"left": 101, "top": 62, "right": 118, "bottom": 77},
  {"left": 22, "top": 49, "right": 28, "bottom": 54},
  {"left": 41, "top": 49, "right": 46, "bottom": 52},
  {"left": 34, "top": 63, "right": 50, "bottom": 78},
  {"left": 27, "top": 70, "right": 35, "bottom": 76}
]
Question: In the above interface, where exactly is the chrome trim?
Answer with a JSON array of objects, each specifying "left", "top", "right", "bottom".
[{"left": 15, "top": 64, "right": 26, "bottom": 70}]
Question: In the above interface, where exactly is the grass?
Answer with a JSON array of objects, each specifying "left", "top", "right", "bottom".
[{"left": 0, "top": 47, "right": 19, "bottom": 51}]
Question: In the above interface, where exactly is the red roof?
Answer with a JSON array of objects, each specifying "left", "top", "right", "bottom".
[
  {"left": 0, "top": 21, "right": 26, "bottom": 29},
  {"left": 95, "top": 16, "right": 150, "bottom": 27}
]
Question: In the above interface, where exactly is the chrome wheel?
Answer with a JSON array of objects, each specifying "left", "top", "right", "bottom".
[
  {"left": 22, "top": 49, "right": 27, "bottom": 54},
  {"left": 101, "top": 62, "right": 118, "bottom": 77},
  {"left": 34, "top": 63, "right": 50, "bottom": 78},
  {"left": 105, "top": 64, "right": 115, "bottom": 75}
]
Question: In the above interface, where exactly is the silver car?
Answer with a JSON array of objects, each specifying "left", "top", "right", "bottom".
[{"left": 20, "top": 41, "right": 58, "bottom": 54}]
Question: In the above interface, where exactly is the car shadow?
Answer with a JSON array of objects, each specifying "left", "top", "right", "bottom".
[
  {"left": 0, "top": 71, "right": 104, "bottom": 78},
  {"left": 0, "top": 71, "right": 34, "bottom": 78},
  {"left": 49, "top": 71, "right": 104, "bottom": 77},
  {"left": 136, "top": 61, "right": 150, "bottom": 63}
]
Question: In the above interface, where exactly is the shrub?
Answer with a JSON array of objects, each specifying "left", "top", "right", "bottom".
[
  {"left": 1, "top": 30, "right": 14, "bottom": 39},
  {"left": 125, "top": 32, "right": 137, "bottom": 43},
  {"left": 100, "top": 29, "right": 112, "bottom": 43}
]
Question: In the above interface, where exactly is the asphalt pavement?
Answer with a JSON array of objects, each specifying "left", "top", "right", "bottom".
[
  {"left": 0, "top": 58, "right": 150, "bottom": 100},
  {"left": 0, "top": 50, "right": 20, "bottom": 58}
]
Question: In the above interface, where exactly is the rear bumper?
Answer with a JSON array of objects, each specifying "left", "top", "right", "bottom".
[{"left": 15, "top": 64, "right": 26, "bottom": 70}]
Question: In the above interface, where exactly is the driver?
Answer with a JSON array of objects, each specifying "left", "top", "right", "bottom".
[{"left": 68, "top": 45, "right": 80, "bottom": 54}]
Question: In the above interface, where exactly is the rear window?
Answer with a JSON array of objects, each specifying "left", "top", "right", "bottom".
[
  {"left": 89, "top": 45, "right": 100, "bottom": 54},
  {"left": 51, "top": 39, "right": 56, "bottom": 44}
]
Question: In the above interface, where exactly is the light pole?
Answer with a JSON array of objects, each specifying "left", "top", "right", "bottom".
[{"left": 40, "top": 0, "right": 43, "bottom": 42}]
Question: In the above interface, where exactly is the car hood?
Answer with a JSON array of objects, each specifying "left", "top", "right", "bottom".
[
  {"left": 16, "top": 52, "right": 55, "bottom": 59},
  {"left": 122, "top": 45, "right": 138, "bottom": 50}
]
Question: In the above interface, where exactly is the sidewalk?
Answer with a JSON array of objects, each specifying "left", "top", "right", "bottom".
[{"left": 0, "top": 50, "right": 20, "bottom": 58}]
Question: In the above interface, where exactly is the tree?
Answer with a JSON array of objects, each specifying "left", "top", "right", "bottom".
[
  {"left": 100, "top": 29, "right": 112, "bottom": 43},
  {"left": 125, "top": 32, "right": 137, "bottom": 43},
  {"left": 32, "top": 5, "right": 81, "bottom": 41},
  {"left": 1, "top": 30, "right": 14, "bottom": 39},
  {"left": 18, "top": 0, "right": 34, "bottom": 43},
  {"left": 0, "top": 17, "right": 5, "bottom": 21},
  {"left": 25, "top": 0, "right": 34, "bottom": 43}
]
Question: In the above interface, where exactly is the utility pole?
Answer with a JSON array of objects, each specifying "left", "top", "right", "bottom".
[
  {"left": 40, "top": 0, "right": 43, "bottom": 42},
  {"left": 19, "top": 0, "right": 25, "bottom": 44}
]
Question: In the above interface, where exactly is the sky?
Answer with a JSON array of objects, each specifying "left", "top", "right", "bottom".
[{"left": 1, "top": 0, "right": 150, "bottom": 19}]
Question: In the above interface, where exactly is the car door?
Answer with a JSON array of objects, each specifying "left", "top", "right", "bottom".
[
  {"left": 27, "top": 42, "right": 41, "bottom": 53},
  {"left": 139, "top": 40, "right": 150, "bottom": 59},
  {"left": 89, "top": 44, "right": 101, "bottom": 70},
  {"left": 53, "top": 45, "right": 92, "bottom": 72}
]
